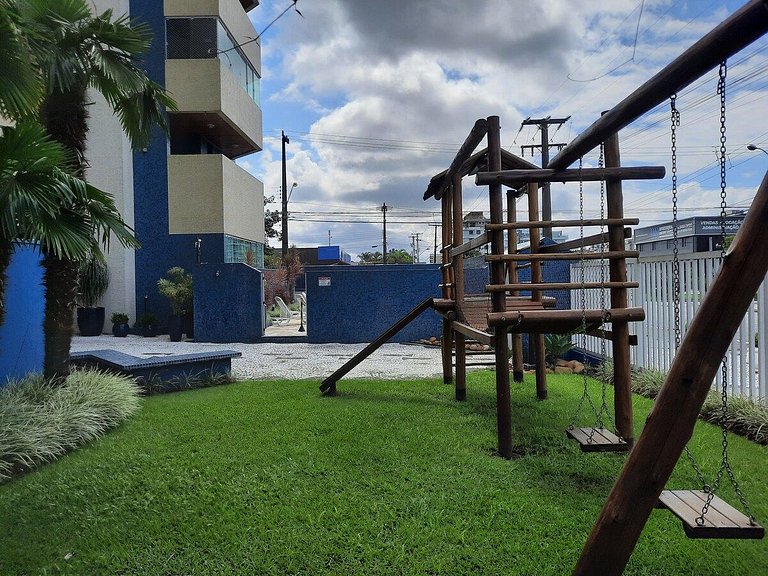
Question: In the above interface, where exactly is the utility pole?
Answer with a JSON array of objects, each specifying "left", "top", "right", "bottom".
[
  {"left": 520, "top": 116, "right": 570, "bottom": 239},
  {"left": 328, "top": 230, "right": 331, "bottom": 245},
  {"left": 410, "top": 232, "right": 422, "bottom": 263},
  {"left": 381, "top": 203, "right": 388, "bottom": 264},
  {"left": 281, "top": 130, "right": 290, "bottom": 262},
  {"left": 431, "top": 224, "right": 439, "bottom": 263}
]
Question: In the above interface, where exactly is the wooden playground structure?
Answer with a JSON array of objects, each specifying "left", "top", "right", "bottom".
[{"left": 322, "top": 2, "right": 768, "bottom": 573}]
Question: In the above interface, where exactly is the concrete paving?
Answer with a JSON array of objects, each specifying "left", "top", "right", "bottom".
[{"left": 71, "top": 333, "right": 445, "bottom": 381}]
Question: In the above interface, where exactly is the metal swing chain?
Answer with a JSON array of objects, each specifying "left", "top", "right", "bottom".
[
  {"left": 596, "top": 144, "right": 616, "bottom": 433},
  {"left": 697, "top": 60, "right": 756, "bottom": 526},
  {"left": 570, "top": 157, "right": 600, "bottom": 430},
  {"left": 671, "top": 93, "right": 710, "bottom": 489}
]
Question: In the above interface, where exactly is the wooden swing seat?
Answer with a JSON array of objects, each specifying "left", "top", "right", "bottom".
[
  {"left": 566, "top": 427, "right": 630, "bottom": 452},
  {"left": 657, "top": 490, "right": 765, "bottom": 539}
]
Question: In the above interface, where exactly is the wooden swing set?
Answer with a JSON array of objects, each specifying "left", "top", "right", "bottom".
[{"left": 321, "top": 1, "right": 768, "bottom": 573}]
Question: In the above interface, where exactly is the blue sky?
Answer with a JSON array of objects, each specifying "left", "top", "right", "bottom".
[{"left": 240, "top": 1, "right": 768, "bottom": 261}]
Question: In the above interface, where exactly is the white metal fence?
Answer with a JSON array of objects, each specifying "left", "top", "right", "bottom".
[{"left": 570, "top": 253, "right": 767, "bottom": 399}]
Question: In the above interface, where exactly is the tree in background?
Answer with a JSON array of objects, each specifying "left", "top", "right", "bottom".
[
  {"left": 357, "top": 249, "right": 413, "bottom": 264},
  {"left": 264, "top": 194, "right": 280, "bottom": 246}
]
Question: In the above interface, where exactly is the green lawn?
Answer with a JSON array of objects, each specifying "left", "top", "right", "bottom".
[{"left": 1, "top": 372, "right": 767, "bottom": 575}]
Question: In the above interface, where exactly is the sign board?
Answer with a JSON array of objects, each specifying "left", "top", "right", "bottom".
[{"left": 319, "top": 276, "right": 331, "bottom": 287}]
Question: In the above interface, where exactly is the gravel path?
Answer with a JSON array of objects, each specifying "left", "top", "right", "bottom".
[{"left": 71, "top": 335, "right": 445, "bottom": 381}]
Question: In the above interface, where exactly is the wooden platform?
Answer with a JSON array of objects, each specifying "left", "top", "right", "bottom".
[
  {"left": 657, "top": 490, "right": 765, "bottom": 539},
  {"left": 459, "top": 295, "right": 554, "bottom": 331},
  {"left": 566, "top": 427, "right": 630, "bottom": 452}
]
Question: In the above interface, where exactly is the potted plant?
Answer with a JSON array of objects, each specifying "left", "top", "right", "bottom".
[
  {"left": 157, "top": 267, "right": 193, "bottom": 342},
  {"left": 76, "top": 251, "right": 110, "bottom": 336},
  {"left": 111, "top": 312, "right": 130, "bottom": 337},
  {"left": 139, "top": 312, "right": 158, "bottom": 337}
]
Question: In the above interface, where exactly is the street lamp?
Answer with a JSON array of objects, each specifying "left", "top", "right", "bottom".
[{"left": 747, "top": 144, "right": 768, "bottom": 155}]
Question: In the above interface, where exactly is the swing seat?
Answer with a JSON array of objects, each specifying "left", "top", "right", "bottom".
[
  {"left": 566, "top": 427, "right": 630, "bottom": 452},
  {"left": 657, "top": 490, "right": 765, "bottom": 539}
]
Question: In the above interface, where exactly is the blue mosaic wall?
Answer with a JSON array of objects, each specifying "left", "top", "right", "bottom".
[
  {"left": 0, "top": 244, "right": 44, "bottom": 384},
  {"left": 305, "top": 265, "right": 443, "bottom": 344},
  {"left": 194, "top": 263, "right": 263, "bottom": 343}
]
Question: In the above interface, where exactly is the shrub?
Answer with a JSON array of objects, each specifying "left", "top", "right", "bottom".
[
  {"left": 111, "top": 312, "right": 129, "bottom": 324},
  {"left": 631, "top": 367, "right": 666, "bottom": 398},
  {"left": 0, "top": 370, "right": 141, "bottom": 482},
  {"left": 543, "top": 333, "right": 575, "bottom": 368},
  {"left": 157, "top": 267, "right": 193, "bottom": 316}
]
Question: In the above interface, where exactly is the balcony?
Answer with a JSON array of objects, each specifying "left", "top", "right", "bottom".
[
  {"left": 166, "top": 59, "right": 262, "bottom": 158},
  {"left": 167, "top": 154, "right": 264, "bottom": 243}
]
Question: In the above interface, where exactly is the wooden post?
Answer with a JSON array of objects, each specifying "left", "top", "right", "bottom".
[
  {"left": 528, "top": 182, "right": 548, "bottom": 400},
  {"left": 441, "top": 188, "right": 454, "bottom": 385},
  {"left": 452, "top": 174, "right": 466, "bottom": 401},
  {"left": 488, "top": 116, "right": 513, "bottom": 458},
  {"left": 507, "top": 189, "right": 524, "bottom": 382},
  {"left": 604, "top": 131, "right": 633, "bottom": 444},
  {"left": 572, "top": 171, "right": 768, "bottom": 576}
]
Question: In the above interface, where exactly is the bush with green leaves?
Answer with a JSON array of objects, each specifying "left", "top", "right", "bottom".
[
  {"left": 157, "top": 266, "right": 193, "bottom": 316},
  {"left": 543, "top": 333, "right": 575, "bottom": 368},
  {"left": 0, "top": 370, "right": 141, "bottom": 482}
]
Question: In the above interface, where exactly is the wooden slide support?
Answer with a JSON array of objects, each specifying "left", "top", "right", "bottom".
[
  {"left": 572, "top": 170, "right": 768, "bottom": 575},
  {"left": 319, "top": 297, "right": 435, "bottom": 395}
]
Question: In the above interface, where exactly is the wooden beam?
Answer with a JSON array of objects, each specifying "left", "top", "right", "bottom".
[
  {"left": 319, "top": 297, "right": 435, "bottom": 393},
  {"left": 585, "top": 327, "right": 639, "bottom": 346},
  {"left": 486, "top": 251, "right": 639, "bottom": 262},
  {"left": 476, "top": 166, "right": 665, "bottom": 186},
  {"left": 550, "top": 1, "right": 768, "bottom": 170},
  {"left": 452, "top": 174, "right": 467, "bottom": 401},
  {"left": 487, "top": 307, "right": 645, "bottom": 329},
  {"left": 488, "top": 115, "right": 513, "bottom": 458},
  {"left": 572, "top": 170, "right": 768, "bottom": 576},
  {"left": 451, "top": 321, "right": 492, "bottom": 345},
  {"left": 486, "top": 281, "right": 639, "bottom": 292},
  {"left": 539, "top": 228, "right": 632, "bottom": 253},
  {"left": 487, "top": 218, "right": 639, "bottom": 230},
  {"left": 423, "top": 118, "right": 488, "bottom": 200},
  {"left": 527, "top": 181, "right": 547, "bottom": 400},
  {"left": 450, "top": 232, "right": 489, "bottom": 258}
]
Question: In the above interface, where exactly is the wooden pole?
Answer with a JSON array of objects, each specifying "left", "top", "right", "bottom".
[
  {"left": 527, "top": 182, "right": 547, "bottom": 400},
  {"left": 488, "top": 116, "right": 513, "bottom": 458},
  {"left": 452, "top": 174, "right": 467, "bottom": 401},
  {"left": 441, "top": 188, "right": 453, "bottom": 385},
  {"left": 430, "top": 118, "right": 488, "bottom": 200},
  {"left": 507, "top": 189, "right": 524, "bottom": 382},
  {"left": 572, "top": 171, "right": 768, "bottom": 576},
  {"left": 550, "top": 0, "right": 768, "bottom": 171},
  {"left": 476, "top": 166, "right": 665, "bottom": 186},
  {"left": 604, "top": 131, "right": 634, "bottom": 444}
]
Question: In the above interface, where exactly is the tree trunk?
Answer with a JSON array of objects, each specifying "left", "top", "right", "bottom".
[
  {"left": 41, "top": 87, "right": 89, "bottom": 383},
  {"left": 43, "top": 252, "right": 79, "bottom": 382}
]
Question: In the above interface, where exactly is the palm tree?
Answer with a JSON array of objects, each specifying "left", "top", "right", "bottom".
[
  {"left": 0, "top": 2, "right": 135, "bottom": 335},
  {"left": 17, "top": 0, "right": 175, "bottom": 380}
]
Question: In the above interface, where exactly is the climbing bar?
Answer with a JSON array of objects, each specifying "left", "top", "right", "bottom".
[
  {"left": 486, "top": 218, "right": 639, "bottom": 230},
  {"left": 475, "top": 166, "right": 665, "bottom": 186},
  {"left": 423, "top": 118, "right": 488, "bottom": 200},
  {"left": 431, "top": 298, "right": 456, "bottom": 312},
  {"left": 485, "top": 251, "right": 639, "bottom": 262},
  {"left": 450, "top": 232, "right": 489, "bottom": 258},
  {"left": 486, "top": 307, "right": 645, "bottom": 330},
  {"left": 539, "top": 228, "right": 632, "bottom": 253},
  {"left": 551, "top": 0, "right": 768, "bottom": 172},
  {"left": 486, "top": 281, "right": 639, "bottom": 292}
]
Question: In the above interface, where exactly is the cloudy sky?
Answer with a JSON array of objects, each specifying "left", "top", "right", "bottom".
[{"left": 240, "top": 0, "right": 768, "bottom": 261}]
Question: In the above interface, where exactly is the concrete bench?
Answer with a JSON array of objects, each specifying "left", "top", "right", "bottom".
[{"left": 70, "top": 349, "right": 241, "bottom": 392}]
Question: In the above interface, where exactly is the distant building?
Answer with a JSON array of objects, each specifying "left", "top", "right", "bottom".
[
  {"left": 294, "top": 246, "right": 352, "bottom": 266},
  {"left": 634, "top": 214, "right": 745, "bottom": 257},
  {"left": 462, "top": 211, "right": 567, "bottom": 251}
]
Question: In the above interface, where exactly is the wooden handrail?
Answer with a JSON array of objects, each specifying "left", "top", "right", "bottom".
[
  {"left": 476, "top": 166, "right": 665, "bottom": 186},
  {"left": 486, "top": 218, "right": 638, "bottom": 230},
  {"left": 485, "top": 251, "right": 639, "bottom": 262},
  {"left": 486, "top": 281, "right": 639, "bottom": 292}
]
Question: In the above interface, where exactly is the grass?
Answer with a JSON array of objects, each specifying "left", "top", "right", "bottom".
[{"left": 1, "top": 372, "right": 767, "bottom": 575}]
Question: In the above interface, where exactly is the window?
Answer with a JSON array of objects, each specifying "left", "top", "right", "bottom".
[
  {"left": 166, "top": 18, "right": 260, "bottom": 105},
  {"left": 224, "top": 236, "right": 264, "bottom": 267}
]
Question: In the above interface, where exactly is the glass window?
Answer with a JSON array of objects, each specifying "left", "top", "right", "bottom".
[{"left": 225, "top": 236, "right": 264, "bottom": 268}]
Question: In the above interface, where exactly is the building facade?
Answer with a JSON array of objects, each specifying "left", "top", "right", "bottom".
[
  {"left": 634, "top": 214, "right": 745, "bottom": 257},
  {"left": 87, "top": 0, "right": 264, "bottom": 327}
]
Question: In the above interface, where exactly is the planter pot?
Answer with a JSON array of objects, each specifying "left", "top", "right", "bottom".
[
  {"left": 77, "top": 307, "right": 105, "bottom": 336},
  {"left": 142, "top": 324, "right": 157, "bottom": 337},
  {"left": 112, "top": 323, "right": 130, "bottom": 337},
  {"left": 168, "top": 315, "right": 184, "bottom": 342}
]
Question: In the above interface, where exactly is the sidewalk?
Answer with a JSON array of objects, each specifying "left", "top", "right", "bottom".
[{"left": 71, "top": 334, "right": 444, "bottom": 381}]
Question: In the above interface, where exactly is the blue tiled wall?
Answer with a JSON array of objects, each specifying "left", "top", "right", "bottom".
[
  {"left": 0, "top": 244, "right": 44, "bottom": 384},
  {"left": 194, "top": 263, "right": 263, "bottom": 343},
  {"left": 305, "top": 265, "right": 443, "bottom": 343}
]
